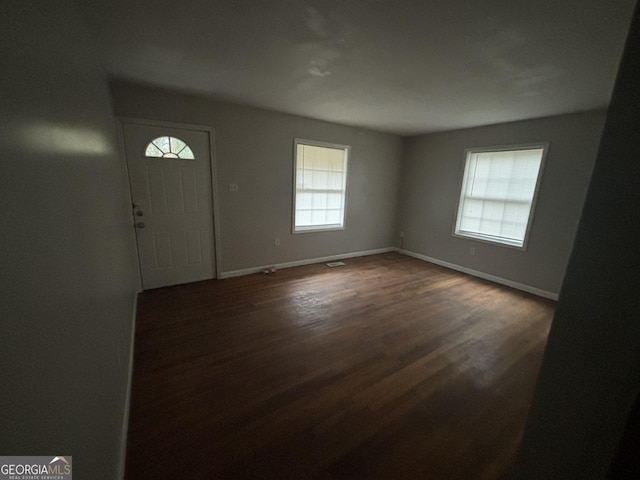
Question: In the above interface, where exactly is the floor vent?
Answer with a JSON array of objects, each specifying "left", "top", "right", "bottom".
[{"left": 326, "top": 261, "right": 346, "bottom": 268}]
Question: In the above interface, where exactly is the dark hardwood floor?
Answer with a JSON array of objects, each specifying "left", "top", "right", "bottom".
[{"left": 125, "top": 253, "right": 554, "bottom": 479}]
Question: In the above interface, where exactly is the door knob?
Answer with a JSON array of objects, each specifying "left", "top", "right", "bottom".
[{"left": 136, "top": 222, "right": 145, "bottom": 229}]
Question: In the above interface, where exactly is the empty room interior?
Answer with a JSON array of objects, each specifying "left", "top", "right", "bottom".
[{"left": 2, "top": 1, "right": 640, "bottom": 479}]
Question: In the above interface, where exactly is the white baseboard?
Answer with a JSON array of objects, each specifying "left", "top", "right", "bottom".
[
  {"left": 220, "top": 247, "right": 398, "bottom": 279},
  {"left": 399, "top": 249, "right": 559, "bottom": 300},
  {"left": 118, "top": 290, "right": 140, "bottom": 480},
  {"left": 219, "top": 247, "right": 559, "bottom": 300}
]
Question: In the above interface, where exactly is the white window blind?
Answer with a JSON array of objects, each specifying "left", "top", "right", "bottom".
[
  {"left": 455, "top": 146, "right": 546, "bottom": 248},
  {"left": 294, "top": 140, "right": 349, "bottom": 232}
]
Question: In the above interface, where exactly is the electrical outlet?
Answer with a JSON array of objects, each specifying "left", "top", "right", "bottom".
[
  {"left": 400, "top": 231, "right": 405, "bottom": 238},
  {"left": 275, "top": 236, "right": 280, "bottom": 246},
  {"left": 469, "top": 247, "right": 476, "bottom": 255},
  {"left": 229, "top": 183, "right": 238, "bottom": 192}
]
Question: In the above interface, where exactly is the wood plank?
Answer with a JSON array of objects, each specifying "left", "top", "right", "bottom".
[{"left": 125, "top": 253, "right": 554, "bottom": 479}]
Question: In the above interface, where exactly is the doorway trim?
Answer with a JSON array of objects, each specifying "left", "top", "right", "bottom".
[{"left": 118, "top": 117, "right": 222, "bottom": 283}]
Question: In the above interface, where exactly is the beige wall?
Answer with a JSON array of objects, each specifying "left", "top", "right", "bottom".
[
  {"left": 0, "top": 1, "right": 139, "bottom": 478},
  {"left": 111, "top": 80, "right": 605, "bottom": 293},
  {"left": 110, "top": 81, "right": 404, "bottom": 274},
  {"left": 398, "top": 111, "right": 607, "bottom": 295}
]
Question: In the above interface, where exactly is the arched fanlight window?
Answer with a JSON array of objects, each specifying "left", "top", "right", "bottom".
[{"left": 145, "top": 136, "right": 195, "bottom": 159}]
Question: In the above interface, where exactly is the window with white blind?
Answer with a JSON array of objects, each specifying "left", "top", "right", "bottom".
[
  {"left": 454, "top": 144, "right": 547, "bottom": 248},
  {"left": 293, "top": 139, "right": 349, "bottom": 233}
]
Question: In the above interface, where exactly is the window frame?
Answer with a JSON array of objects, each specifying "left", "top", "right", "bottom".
[
  {"left": 292, "top": 138, "right": 350, "bottom": 234},
  {"left": 452, "top": 142, "right": 549, "bottom": 250}
]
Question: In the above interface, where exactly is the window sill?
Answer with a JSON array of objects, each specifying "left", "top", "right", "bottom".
[
  {"left": 293, "top": 225, "right": 345, "bottom": 234},
  {"left": 453, "top": 231, "right": 527, "bottom": 250}
]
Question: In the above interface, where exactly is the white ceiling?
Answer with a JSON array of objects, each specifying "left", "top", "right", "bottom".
[{"left": 80, "top": 0, "right": 636, "bottom": 135}]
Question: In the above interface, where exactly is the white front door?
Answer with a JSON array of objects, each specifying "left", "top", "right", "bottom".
[{"left": 122, "top": 122, "right": 216, "bottom": 289}]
